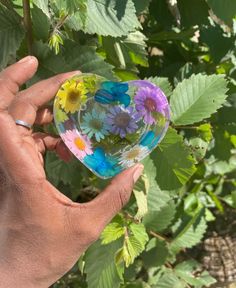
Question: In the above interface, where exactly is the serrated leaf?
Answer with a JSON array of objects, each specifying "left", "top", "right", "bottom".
[
  {"left": 63, "top": 40, "right": 115, "bottom": 80},
  {"left": 123, "top": 236, "right": 144, "bottom": 267},
  {"left": 32, "top": 41, "right": 115, "bottom": 81},
  {"left": 153, "top": 270, "right": 185, "bottom": 288},
  {"left": 142, "top": 157, "right": 172, "bottom": 210},
  {"left": 31, "top": 5, "right": 50, "bottom": 41},
  {"left": 150, "top": 128, "right": 196, "bottom": 190},
  {"left": 142, "top": 238, "right": 169, "bottom": 268},
  {"left": 174, "top": 260, "right": 216, "bottom": 287},
  {"left": 170, "top": 212, "right": 207, "bottom": 252},
  {"left": 84, "top": 239, "right": 123, "bottom": 288},
  {"left": 45, "top": 151, "right": 82, "bottom": 187},
  {"left": 102, "top": 31, "right": 148, "bottom": 72},
  {"left": 143, "top": 201, "right": 176, "bottom": 232},
  {"left": 207, "top": 0, "right": 236, "bottom": 25},
  {"left": 170, "top": 74, "right": 228, "bottom": 125},
  {"left": 101, "top": 215, "right": 125, "bottom": 244},
  {"left": 84, "top": 0, "right": 141, "bottom": 37},
  {"left": 0, "top": 4, "right": 25, "bottom": 69},
  {"left": 147, "top": 77, "right": 172, "bottom": 98},
  {"left": 65, "top": 0, "right": 87, "bottom": 14},
  {"left": 118, "top": 223, "right": 148, "bottom": 267},
  {"left": 32, "top": 0, "right": 50, "bottom": 17},
  {"left": 133, "top": 174, "right": 149, "bottom": 220}
]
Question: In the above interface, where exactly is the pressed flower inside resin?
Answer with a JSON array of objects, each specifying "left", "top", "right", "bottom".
[{"left": 54, "top": 73, "right": 170, "bottom": 179}]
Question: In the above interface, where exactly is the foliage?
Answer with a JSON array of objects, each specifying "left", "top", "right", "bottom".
[{"left": 1, "top": 0, "right": 236, "bottom": 287}]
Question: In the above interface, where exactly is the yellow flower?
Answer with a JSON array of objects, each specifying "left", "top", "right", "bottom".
[{"left": 57, "top": 79, "right": 88, "bottom": 113}]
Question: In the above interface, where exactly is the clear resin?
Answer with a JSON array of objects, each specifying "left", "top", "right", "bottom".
[{"left": 53, "top": 74, "right": 170, "bottom": 179}]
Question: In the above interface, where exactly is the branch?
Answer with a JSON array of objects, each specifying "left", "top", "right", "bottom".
[{"left": 22, "top": 0, "right": 33, "bottom": 55}]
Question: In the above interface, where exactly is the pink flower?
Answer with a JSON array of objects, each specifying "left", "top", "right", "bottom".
[{"left": 61, "top": 129, "right": 92, "bottom": 159}]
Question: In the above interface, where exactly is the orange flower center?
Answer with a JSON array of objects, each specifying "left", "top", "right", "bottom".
[{"left": 74, "top": 137, "right": 86, "bottom": 150}]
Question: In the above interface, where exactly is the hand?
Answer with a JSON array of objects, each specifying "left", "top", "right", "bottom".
[{"left": 0, "top": 56, "right": 144, "bottom": 288}]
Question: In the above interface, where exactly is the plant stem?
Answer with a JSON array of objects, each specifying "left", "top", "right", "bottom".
[
  {"left": 22, "top": 0, "right": 33, "bottom": 55},
  {"left": 173, "top": 125, "right": 198, "bottom": 130},
  {"left": 149, "top": 230, "right": 170, "bottom": 243}
]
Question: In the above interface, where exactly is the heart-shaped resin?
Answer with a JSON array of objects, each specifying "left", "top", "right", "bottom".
[{"left": 53, "top": 74, "right": 170, "bottom": 179}]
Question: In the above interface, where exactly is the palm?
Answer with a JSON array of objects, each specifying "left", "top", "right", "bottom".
[{"left": 0, "top": 57, "right": 142, "bottom": 287}]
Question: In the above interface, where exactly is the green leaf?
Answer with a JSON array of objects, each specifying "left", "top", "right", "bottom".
[
  {"left": 153, "top": 270, "right": 185, "bottom": 288},
  {"left": 197, "top": 123, "right": 213, "bottom": 142},
  {"left": 200, "top": 25, "right": 235, "bottom": 63},
  {"left": 133, "top": 174, "right": 149, "bottom": 220},
  {"left": 84, "top": 0, "right": 141, "bottom": 37},
  {"left": 31, "top": 5, "right": 50, "bottom": 41},
  {"left": 142, "top": 238, "right": 169, "bottom": 268},
  {"left": 84, "top": 239, "right": 123, "bottom": 288},
  {"left": 177, "top": 0, "right": 209, "bottom": 27},
  {"left": 45, "top": 152, "right": 82, "bottom": 187},
  {"left": 117, "top": 223, "right": 148, "bottom": 267},
  {"left": 102, "top": 31, "right": 148, "bottom": 72},
  {"left": 63, "top": 40, "right": 115, "bottom": 80},
  {"left": 32, "top": 0, "right": 50, "bottom": 17},
  {"left": 0, "top": 4, "right": 25, "bottom": 69},
  {"left": 142, "top": 157, "right": 172, "bottom": 210},
  {"left": 143, "top": 201, "right": 176, "bottom": 232},
  {"left": 132, "top": 0, "right": 151, "bottom": 14},
  {"left": 188, "top": 137, "right": 208, "bottom": 163},
  {"left": 170, "top": 211, "right": 207, "bottom": 252},
  {"left": 211, "top": 127, "right": 232, "bottom": 160},
  {"left": 207, "top": 0, "right": 236, "bottom": 25},
  {"left": 101, "top": 215, "right": 125, "bottom": 245},
  {"left": 232, "top": 190, "right": 236, "bottom": 209},
  {"left": 170, "top": 74, "right": 228, "bottom": 125},
  {"left": 32, "top": 41, "right": 115, "bottom": 81},
  {"left": 150, "top": 128, "right": 196, "bottom": 190},
  {"left": 149, "top": 28, "right": 196, "bottom": 43},
  {"left": 174, "top": 260, "right": 216, "bottom": 287},
  {"left": 65, "top": 0, "right": 87, "bottom": 14},
  {"left": 147, "top": 77, "right": 173, "bottom": 98}
]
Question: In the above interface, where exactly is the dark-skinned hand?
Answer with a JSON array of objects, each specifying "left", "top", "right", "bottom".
[{"left": 0, "top": 56, "right": 143, "bottom": 288}]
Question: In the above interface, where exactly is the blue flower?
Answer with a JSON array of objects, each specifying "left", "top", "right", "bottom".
[
  {"left": 95, "top": 81, "right": 131, "bottom": 107},
  {"left": 83, "top": 147, "right": 121, "bottom": 178},
  {"left": 140, "top": 131, "right": 161, "bottom": 150},
  {"left": 80, "top": 109, "right": 109, "bottom": 142}
]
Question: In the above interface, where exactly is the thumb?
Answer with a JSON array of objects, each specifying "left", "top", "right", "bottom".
[{"left": 73, "top": 164, "right": 144, "bottom": 236}]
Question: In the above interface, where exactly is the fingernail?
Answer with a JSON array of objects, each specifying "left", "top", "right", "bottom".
[
  {"left": 18, "top": 56, "right": 35, "bottom": 63},
  {"left": 133, "top": 164, "right": 144, "bottom": 183}
]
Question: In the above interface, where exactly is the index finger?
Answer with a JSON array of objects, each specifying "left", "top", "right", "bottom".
[
  {"left": 18, "top": 71, "right": 81, "bottom": 108},
  {"left": 8, "top": 71, "right": 80, "bottom": 132}
]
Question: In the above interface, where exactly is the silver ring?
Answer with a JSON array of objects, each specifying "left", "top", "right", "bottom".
[{"left": 15, "top": 119, "right": 32, "bottom": 130}]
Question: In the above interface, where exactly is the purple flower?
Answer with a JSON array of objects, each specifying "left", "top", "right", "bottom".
[
  {"left": 106, "top": 106, "right": 140, "bottom": 138},
  {"left": 134, "top": 86, "right": 168, "bottom": 125}
]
